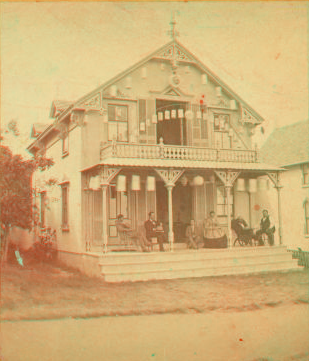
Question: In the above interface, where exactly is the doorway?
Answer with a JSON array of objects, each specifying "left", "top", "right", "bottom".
[
  {"left": 156, "top": 181, "right": 192, "bottom": 242},
  {"left": 156, "top": 99, "right": 187, "bottom": 145}
]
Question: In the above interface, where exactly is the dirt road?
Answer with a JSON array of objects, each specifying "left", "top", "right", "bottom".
[{"left": 1, "top": 304, "right": 308, "bottom": 361}]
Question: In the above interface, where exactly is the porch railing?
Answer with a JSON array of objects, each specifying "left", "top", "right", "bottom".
[
  {"left": 288, "top": 249, "right": 309, "bottom": 268},
  {"left": 100, "top": 142, "right": 259, "bottom": 163}
]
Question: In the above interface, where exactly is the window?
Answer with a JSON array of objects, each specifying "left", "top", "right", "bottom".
[
  {"left": 109, "top": 185, "right": 128, "bottom": 219},
  {"left": 62, "top": 134, "right": 69, "bottom": 156},
  {"left": 109, "top": 185, "right": 128, "bottom": 237},
  {"left": 304, "top": 199, "right": 309, "bottom": 235},
  {"left": 214, "top": 114, "right": 231, "bottom": 149},
  {"left": 216, "top": 185, "right": 233, "bottom": 217},
  {"left": 108, "top": 105, "right": 128, "bottom": 142},
  {"left": 138, "top": 100, "right": 146, "bottom": 134},
  {"left": 61, "top": 183, "right": 69, "bottom": 230},
  {"left": 39, "top": 192, "right": 46, "bottom": 228},
  {"left": 192, "top": 104, "right": 208, "bottom": 141},
  {"left": 302, "top": 164, "right": 309, "bottom": 185}
]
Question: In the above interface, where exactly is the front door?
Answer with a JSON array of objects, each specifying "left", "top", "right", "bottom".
[
  {"left": 156, "top": 99, "right": 187, "bottom": 145},
  {"left": 156, "top": 181, "right": 192, "bottom": 242}
]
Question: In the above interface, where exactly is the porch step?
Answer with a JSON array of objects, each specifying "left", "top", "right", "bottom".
[{"left": 99, "top": 246, "right": 302, "bottom": 282}]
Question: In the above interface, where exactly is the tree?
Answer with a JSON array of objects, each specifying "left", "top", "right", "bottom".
[{"left": 0, "top": 145, "right": 54, "bottom": 263}]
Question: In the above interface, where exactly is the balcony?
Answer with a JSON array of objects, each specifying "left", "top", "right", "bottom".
[{"left": 100, "top": 141, "right": 259, "bottom": 164}]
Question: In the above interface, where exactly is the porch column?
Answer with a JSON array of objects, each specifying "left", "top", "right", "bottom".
[
  {"left": 214, "top": 171, "right": 240, "bottom": 248},
  {"left": 155, "top": 168, "right": 184, "bottom": 252},
  {"left": 101, "top": 184, "right": 109, "bottom": 254},
  {"left": 248, "top": 192, "right": 253, "bottom": 227},
  {"left": 226, "top": 185, "right": 233, "bottom": 247},
  {"left": 267, "top": 172, "right": 283, "bottom": 245},
  {"left": 100, "top": 166, "right": 121, "bottom": 254},
  {"left": 166, "top": 184, "right": 175, "bottom": 250},
  {"left": 276, "top": 186, "right": 283, "bottom": 245}
]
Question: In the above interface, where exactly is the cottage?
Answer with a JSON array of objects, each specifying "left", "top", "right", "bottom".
[
  {"left": 27, "top": 25, "right": 299, "bottom": 280},
  {"left": 260, "top": 120, "right": 309, "bottom": 251}
]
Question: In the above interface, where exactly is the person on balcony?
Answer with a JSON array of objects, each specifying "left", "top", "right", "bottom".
[
  {"left": 185, "top": 220, "right": 203, "bottom": 249},
  {"left": 255, "top": 209, "right": 275, "bottom": 246},
  {"left": 144, "top": 212, "right": 165, "bottom": 252},
  {"left": 116, "top": 214, "right": 151, "bottom": 252}
]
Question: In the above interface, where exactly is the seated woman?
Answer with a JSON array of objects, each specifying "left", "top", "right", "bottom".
[
  {"left": 203, "top": 211, "right": 227, "bottom": 248},
  {"left": 115, "top": 214, "right": 151, "bottom": 252},
  {"left": 185, "top": 220, "right": 203, "bottom": 249}
]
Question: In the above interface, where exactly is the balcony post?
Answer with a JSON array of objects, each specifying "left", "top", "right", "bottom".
[
  {"left": 255, "top": 143, "right": 260, "bottom": 163},
  {"left": 159, "top": 137, "right": 165, "bottom": 159}
]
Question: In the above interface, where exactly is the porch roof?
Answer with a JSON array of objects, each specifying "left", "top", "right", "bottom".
[{"left": 100, "top": 158, "right": 283, "bottom": 172}]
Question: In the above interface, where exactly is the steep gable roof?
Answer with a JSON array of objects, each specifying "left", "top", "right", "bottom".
[
  {"left": 30, "top": 123, "right": 49, "bottom": 139},
  {"left": 58, "top": 40, "right": 264, "bottom": 124},
  {"left": 50, "top": 100, "right": 73, "bottom": 118},
  {"left": 260, "top": 120, "right": 309, "bottom": 167}
]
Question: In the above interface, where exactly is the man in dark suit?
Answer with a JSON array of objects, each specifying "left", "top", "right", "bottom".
[
  {"left": 255, "top": 209, "right": 274, "bottom": 246},
  {"left": 144, "top": 212, "right": 165, "bottom": 252}
]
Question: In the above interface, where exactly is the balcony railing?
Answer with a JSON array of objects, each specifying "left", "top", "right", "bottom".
[{"left": 100, "top": 141, "right": 259, "bottom": 163}]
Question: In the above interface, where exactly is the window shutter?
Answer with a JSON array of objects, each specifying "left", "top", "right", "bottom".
[
  {"left": 138, "top": 99, "right": 147, "bottom": 143},
  {"left": 138, "top": 99, "right": 146, "bottom": 133},
  {"left": 146, "top": 99, "right": 156, "bottom": 144},
  {"left": 201, "top": 105, "right": 208, "bottom": 140},
  {"left": 186, "top": 103, "right": 193, "bottom": 146},
  {"left": 62, "top": 186, "right": 69, "bottom": 228},
  {"left": 192, "top": 104, "right": 201, "bottom": 144},
  {"left": 108, "top": 105, "right": 115, "bottom": 121}
]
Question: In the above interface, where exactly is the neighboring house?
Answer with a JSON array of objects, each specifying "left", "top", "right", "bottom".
[
  {"left": 27, "top": 36, "right": 284, "bottom": 274},
  {"left": 260, "top": 120, "right": 309, "bottom": 251}
]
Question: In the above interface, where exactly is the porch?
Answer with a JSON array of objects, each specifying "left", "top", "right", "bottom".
[
  {"left": 82, "top": 162, "right": 284, "bottom": 254},
  {"left": 93, "top": 245, "right": 301, "bottom": 282}
]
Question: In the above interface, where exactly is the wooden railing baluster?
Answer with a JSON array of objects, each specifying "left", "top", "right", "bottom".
[{"left": 100, "top": 142, "right": 259, "bottom": 164}]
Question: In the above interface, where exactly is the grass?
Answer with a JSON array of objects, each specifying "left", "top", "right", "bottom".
[{"left": 1, "top": 261, "right": 309, "bottom": 321}]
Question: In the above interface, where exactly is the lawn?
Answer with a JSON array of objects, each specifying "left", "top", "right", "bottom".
[{"left": 1, "top": 262, "right": 309, "bottom": 321}]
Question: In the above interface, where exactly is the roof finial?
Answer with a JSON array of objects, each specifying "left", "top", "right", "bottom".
[{"left": 168, "top": 12, "right": 179, "bottom": 41}]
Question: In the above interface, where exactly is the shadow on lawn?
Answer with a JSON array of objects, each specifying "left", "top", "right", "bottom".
[{"left": 1, "top": 261, "right": 309, "bottom": 321}]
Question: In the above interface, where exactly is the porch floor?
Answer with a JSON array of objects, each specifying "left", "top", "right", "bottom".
[{"left": 89, "top": 245, "right": 302, "bottom": 282}]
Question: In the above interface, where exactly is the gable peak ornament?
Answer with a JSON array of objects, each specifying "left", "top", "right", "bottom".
[{"left": 167, "top": 12, "right": 179, "bottom": 41}]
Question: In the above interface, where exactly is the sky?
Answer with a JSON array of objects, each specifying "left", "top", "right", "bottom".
[{"left": 1, "top": 1, "right": 308, "bottom": 154}]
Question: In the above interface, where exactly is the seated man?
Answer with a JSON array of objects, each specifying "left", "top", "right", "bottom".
[
  {"left": 144, "top": 212, "right": 165, "bottom": 252},
  {"left": 185, "top": 220, "right": 203, "bottom": 249},
  {"left": 255, "top": 209, "right": 275, "bottom": 246},
  {"left": 116, "top": 214, "right": 151, "bottom": 252}
]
